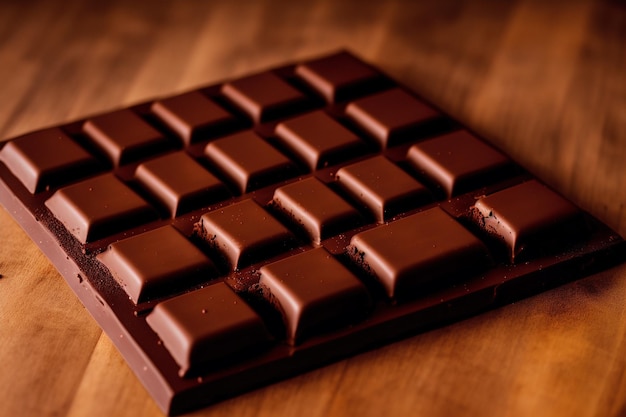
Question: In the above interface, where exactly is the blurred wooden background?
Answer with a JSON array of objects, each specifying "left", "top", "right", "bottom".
[{"left": 1, "top": 0, "right": 625, "bottom": 416}]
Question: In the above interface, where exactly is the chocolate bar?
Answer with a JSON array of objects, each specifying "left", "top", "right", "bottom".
[{"left": 0, "top": 51, "right": 623, "bottom": 415}]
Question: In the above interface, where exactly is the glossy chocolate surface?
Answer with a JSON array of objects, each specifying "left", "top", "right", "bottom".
[
  {"left": 97, "top": 225, "right": 217, "bottom": 304},
  {"left": 135, "top": 151, "right": 229, "bottom": 217},
  {"left": 275, "top": 110, "right": 364, "bottom": 170},
  {"left": 295, "top": 51, "right": 382, "bottom": 102},
  {"left": 146, "top": 282, "right": 271, "bottom": 376},
  {"left": 205, "top": 131, "right": 297, "bottom": 193},
  {"left": 151, "top": 91, "right": 237, "bottom": 144},
  {"left": 0, "top": 51, "right": 623, "bottom": 416},
  {"left": 472, "top": 180, "right": 583, "bottom": 262},
  {"left": 259, "top": 247, "right": 371, "bottom": 344},
  {"left": 83, "top": 108, "right": 170, "bottom": 166},
  {"left": 221, "top": 72, "right": 308, "bottom": 123},
  {"left": 349, "top": 207, "right": 490, "bottom": 298},
  {"left": 272, "top": 177, "right": 361, "bottom": 244},
  {"left": 346, "top": 88, "right": 441, "bottom": 147},
  {"left": 336, "top": 155, "right": 430, "bottom": 222},
  {"left": 44, "top": 173, "right": 157, "bottom": 244},
  {"left": 0, "top": 127, "right": 98, "bottom": 193},
  {"left": 197, "top": 199, "right": 295, "bottom": 269},
  {"left": 407, "top": 130, "right": 512, "bottom": 197}
]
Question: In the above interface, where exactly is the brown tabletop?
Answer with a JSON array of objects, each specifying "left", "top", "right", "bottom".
[{"left": 1, "top": 1, "right": 625, "bottom": 416}]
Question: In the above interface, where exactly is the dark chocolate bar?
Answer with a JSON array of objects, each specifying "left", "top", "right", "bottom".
[{"left": 0, "top": 51, "right": 624, "bottom": 415}]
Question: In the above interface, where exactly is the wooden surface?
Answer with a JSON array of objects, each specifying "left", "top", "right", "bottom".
[{"left": 1, "top": 0, "right": 625, "bottom": 416}]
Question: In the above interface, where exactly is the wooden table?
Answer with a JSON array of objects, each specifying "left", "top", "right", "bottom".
[{"left": 1, "top": 1, "right": 625, "bottom": 416}]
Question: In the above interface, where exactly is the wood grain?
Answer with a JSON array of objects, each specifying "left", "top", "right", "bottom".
[{"left": 1, "top": 1, "right": 625, "bottom": 416}]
